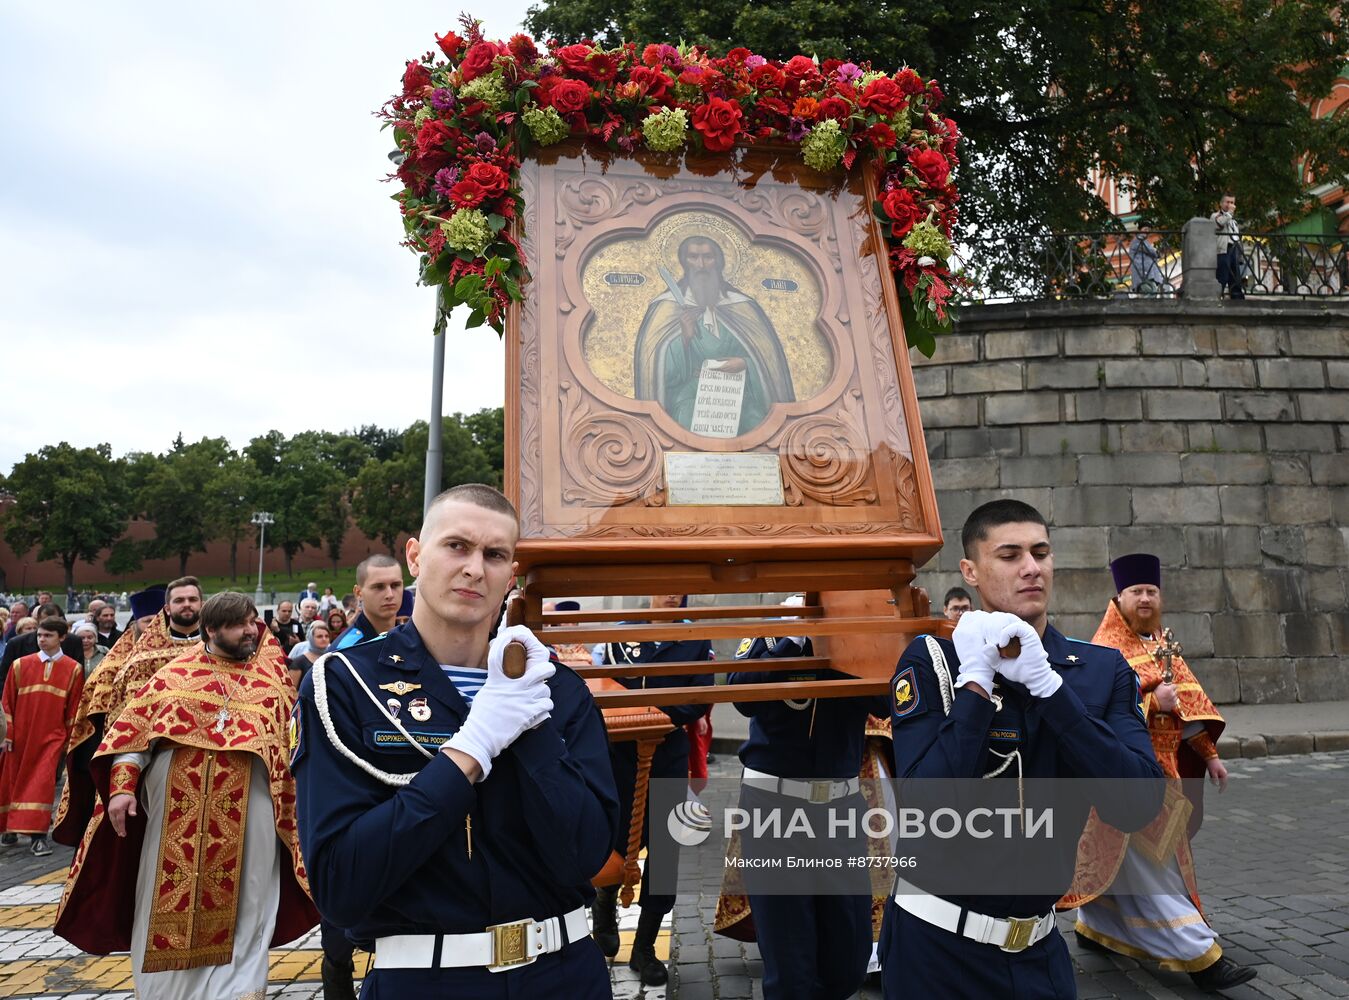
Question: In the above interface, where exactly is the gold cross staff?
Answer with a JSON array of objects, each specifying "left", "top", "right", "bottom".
[{"left": 1152, "top": 627, "right": 1182, "bottom": 685}]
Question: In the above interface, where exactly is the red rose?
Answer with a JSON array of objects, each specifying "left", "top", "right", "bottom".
[
  {"left": 896, "top": 68, "right": 925, "bottom": 96},
  {"left": 628, "top": 65, "right": 671, "bottom": 101},
  {"left": 435, "top": 31, "right": 465, "bottom": 60},
  {"left": 464, "top": 162, "right": 509, "bottom": 199},
  {"left": 726, "top": 47, "right": 752, "bottom": 64},
  {"left": 554, "top": 44, "right": 596, "bottom": 77},
  {"left": 940, "top": 117, "right": 960, "bottom": 157},
  {"left": 508, "top": 34, "right": 539, "bottom": 64},
  {"left": 909, "top": 147, "right": 950, "bottom": 188},
  {"left": 817, "top": 96, "right": 852, "bottom": 121},
  {"left": 415, "top": 119, "right": 454, "bottom": 157},
  {"left": 692, "top": 97, "right": 744, "bottom": 152},
  {"left": 749, "top": 64, "right": 786, "bottom": 91},
  {"left": 859, "top": 77, "right": 905, "bottom": 115},
  {"left": 402, "top": 61, "right": 432, "bottom": 97},
  {"left": 783, "top": 55, "right": 818, "bottom": 82},
  {"left": 545, "top": 78, "right": 592, "bottom": 115},
  {"left": 642, "top": 43, "right": 663, "bottom": 67},
  {"left": 459, "top": 41, "right": 503, "bottom": 82},
  {"left": 449, "top": 177, "right": 488, "bottom": 209},
  {"left": 882, "top": 189, "right": 922, "bottom": 236}
]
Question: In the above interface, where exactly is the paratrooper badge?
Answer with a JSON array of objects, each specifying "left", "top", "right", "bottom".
[{"left": 893, "top": 666, "right": 921, "bottom": 719}]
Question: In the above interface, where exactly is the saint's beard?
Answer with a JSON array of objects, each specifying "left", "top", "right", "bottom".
[{"left": 686, "top": 268, "right": 724, "bottom": 308}]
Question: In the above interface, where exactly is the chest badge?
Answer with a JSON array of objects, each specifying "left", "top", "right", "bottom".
[
  {"left": 1066, "top": 655, "right": 1080, "bottom": 663},
  {"left": 379, "top": 680, "right": 422, "bottom": 696},
  {"left": 385, "top": 698, "right": 402, "bottom": 719},
  {"left": 408, "top": 697, "right": 432, "bottom": 722},
  {"left": 389, "top": 655, "right": 404, "bottom": 664}
]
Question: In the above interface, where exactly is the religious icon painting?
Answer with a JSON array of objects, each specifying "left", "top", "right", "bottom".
[{"left": 507, "top": 142, "right": 940, "bottom": 568}]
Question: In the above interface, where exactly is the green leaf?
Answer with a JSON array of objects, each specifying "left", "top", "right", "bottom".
[
  {"left": 454, "top": 273, "right": 484, "bottom": 299},
  {"left": 487, "top": 213, "right": 507, "bottom": 233},
  {"left": 465, "top": 308, "right": 487, "bottom": 329}
]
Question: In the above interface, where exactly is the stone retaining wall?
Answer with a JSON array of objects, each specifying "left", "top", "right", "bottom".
[{"left": 916, "top": 299, "right": 1349, "bottom": 704}]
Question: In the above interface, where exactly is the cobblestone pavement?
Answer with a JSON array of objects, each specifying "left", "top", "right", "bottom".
[
  {"left": 665, "top": 751, "right": 1349, "bottom": 1000},
  {"left": 1, "top": 751, "right": 1343, "bottom": 998}
]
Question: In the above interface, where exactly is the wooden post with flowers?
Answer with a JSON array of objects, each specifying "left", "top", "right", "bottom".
[{"left": 387, "top": 16, "right": 961, "bottom": 891}]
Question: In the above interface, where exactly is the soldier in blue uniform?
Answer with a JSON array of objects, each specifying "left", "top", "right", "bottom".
[
  {"left": 292, "top": 484, "right": 619, "bottom": 999},
  {"left": 729, "top": 596, "right": 891, "bottom": 1000},
  {"left": 590, "top": 595, "right": 711, "bottom": 986},
  {"left": 881, "top": 499, "right": 1164, "bottom": 999}
]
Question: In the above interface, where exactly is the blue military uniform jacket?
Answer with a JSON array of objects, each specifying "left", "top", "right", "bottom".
[
  {"left": 292, "top": 621, "right": 619, "bottom": 940},
  {"left": 730, "top": 637, "right": 890, "bottom": 780},
  {"left": 889, "top": 623, "right": 1164, "bottom": 918}
]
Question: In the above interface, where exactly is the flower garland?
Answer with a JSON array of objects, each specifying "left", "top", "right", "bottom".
[{"left": 385, "top": 16, "right": 961, "bottom": 352}]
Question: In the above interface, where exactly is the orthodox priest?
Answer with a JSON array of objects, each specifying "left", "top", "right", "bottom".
[
  {"left": 54, "top": 591, "right": 318, "bottom": 999},
  {"left": 1061, "top": 553, "right": 1256, "bottom": 993},
  {"left": 633, "top": 234, "right": 795, "bottom": 436},
  {"left": 53, "top": 582, "right": 201, "bottom": 846}
]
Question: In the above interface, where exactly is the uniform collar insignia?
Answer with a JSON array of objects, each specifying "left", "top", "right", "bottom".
[{"left": 389, "top": 654, "right": 403, "bottom": 663}]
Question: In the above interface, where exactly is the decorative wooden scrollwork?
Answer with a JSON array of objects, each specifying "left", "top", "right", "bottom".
[
  {"left": 559, "top": 380, "right": 667, "bottom": 506},
  {"left": 778, "top": 389, "right": 877, "bottom": 506}
]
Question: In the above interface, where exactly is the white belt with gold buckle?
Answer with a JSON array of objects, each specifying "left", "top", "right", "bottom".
[
  {"left": 374, "top": 906, "right": 589, "bottom": 972},
  {"left": 891, "top": 879, "right": 1055, "bottom": 953},
  {"left": 742, "top": 767, "right": 860, "bottom": 803}
]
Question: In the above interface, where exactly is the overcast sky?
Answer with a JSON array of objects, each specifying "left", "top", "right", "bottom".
[{"left": 0, "top": 1, "right": 538, "bottom": 474}]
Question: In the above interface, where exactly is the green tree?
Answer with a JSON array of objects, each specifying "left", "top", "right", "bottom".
[
  {"left": 207, "top": 453, "right": 263, "bottom": 582},
  {"left": 463, "top": 407, "right": 505, "bottom": 488},
  {"left": 138, "top": 437, "right": 232, "bottom": 576},
  {"left": 525, "top": 0, "right": 1349, "bottom": 234},
  {"left": 351, "top": 455, "right": 420, "bottom": 555},
  {"left": 0, "top": 443, "right": 130, "bottom": 591},
  {"left": 248, "top": 432, "right": 352, "bottom": 576},
  {"left": 314, "top": 480, "right": 353, "bottom": 572}
]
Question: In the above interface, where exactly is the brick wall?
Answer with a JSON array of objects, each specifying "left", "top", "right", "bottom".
[{"left": 915, "top": 299, "right": 1349, "bottom": 705}]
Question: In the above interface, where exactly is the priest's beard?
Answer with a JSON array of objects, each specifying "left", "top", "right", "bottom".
[
  {"left": 686, "top": 268, "right": 725, "bottom": 308},
  {"left": 169, "top": 609, "right": 200, "bottom": 635},
  {"left": 212, "top": 633, "right": 256, "bottom": 662}
]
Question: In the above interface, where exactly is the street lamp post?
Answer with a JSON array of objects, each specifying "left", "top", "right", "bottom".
[{"left": 251, "top": 511, "right": 274, "bottom": 606}]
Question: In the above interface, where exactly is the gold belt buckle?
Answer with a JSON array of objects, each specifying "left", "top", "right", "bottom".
[
  {"left": 1000, "top": 915, "right": 1038, "bottom": 953},
  {"left": 488, "top": 918, "right": 533, "bottom": 968},
  {"left": 809, "top": 780, "right": 832, "bottom": 804}
]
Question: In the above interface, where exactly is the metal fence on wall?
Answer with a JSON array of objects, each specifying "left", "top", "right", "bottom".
[{"left": 961, "top": 230, "right": 1349, "bottom": 304}]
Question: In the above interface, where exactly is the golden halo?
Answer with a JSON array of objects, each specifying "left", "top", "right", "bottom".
[{"left": 657, "top": 211, "right": 748, "bottom": 286}]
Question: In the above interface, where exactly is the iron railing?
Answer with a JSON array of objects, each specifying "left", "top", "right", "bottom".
[
  {"left": 960, "top": 229, "right": 1349, "bottom": 303},
  {"left": 1239, "top": 233, "right": 1349, "bottom": 296}
]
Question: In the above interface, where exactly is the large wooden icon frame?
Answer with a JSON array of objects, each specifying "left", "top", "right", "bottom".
[
  {"left": 503, "top": 141, "right": 953, "bottom": 898},
  {"left": 505, "top": 141, "right": 953, "bottom": 687}
]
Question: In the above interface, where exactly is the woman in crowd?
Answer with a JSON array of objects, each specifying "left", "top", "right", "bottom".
[
  {"left": 71, "top": 622, "right": 108, "bottom": 677},
  {"left": 325, "top": 607, "right": 348, "bottom": 641},
  {"left": 287, "top": 621, "right": 331, "bottom": 687}
]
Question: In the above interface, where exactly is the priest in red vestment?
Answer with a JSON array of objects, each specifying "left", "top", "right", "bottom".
[
  {"left": 0, "top": 616, "right": 84, "bottom": 856},
  {"left": 55, "top": 591, "right": 318, "bottom": 1000}
]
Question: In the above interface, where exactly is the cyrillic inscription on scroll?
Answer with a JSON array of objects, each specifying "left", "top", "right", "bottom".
[
  {"left": 664, "top": 452, "right": 785, "bottom": 506},
  {"left": 688, "top": 361, "right": 746, "bottom": 438}
]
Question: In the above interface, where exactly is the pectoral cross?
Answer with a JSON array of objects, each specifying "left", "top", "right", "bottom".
[
  {"left": 214, "top": 708, "right": 230, "bottom": 734},
  {"left": 1153, "top": 628, "right": 1182, "bottom": 685}
]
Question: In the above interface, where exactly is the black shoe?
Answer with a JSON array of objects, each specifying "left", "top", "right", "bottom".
[
  {"left": 1074, "top": 929, "right": 1110, "bottom": 954},
  {"left": 590, "top": 885, "right": 620, "bottom": 958},
  {"left": 0, "top": 833, "right": 16, "bottom": 847},
  {"left": 628, "top": 908, "right": 668, "bottom": 986},
  {"left": 321, "top": 955, "right": 358, "bottom": 1000},
  {"left": 29, "top": 838, "right": 51, "bottom": 857},
  {"left": 1190, "top": 956, "right": 1257, "bottom": 993}
]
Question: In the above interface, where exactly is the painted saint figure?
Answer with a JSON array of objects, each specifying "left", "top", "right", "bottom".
[{"left": 633, "top": 235, "right": 796, "bottom": 436}]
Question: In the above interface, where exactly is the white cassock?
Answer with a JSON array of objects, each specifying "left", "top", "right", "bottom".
[{"left": 116, "top": 745, "right": 282, "bottom": 1000}]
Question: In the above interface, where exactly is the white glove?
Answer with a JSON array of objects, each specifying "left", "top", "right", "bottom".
[
  {"left": 991, "top": 616, "right": 1061, "bottom": 698},
  {"left": 444, "top": 626, "right": 555, "bottom": 779},
  {"left": 951, "top": 610, "right": 1000, "bottom": 694}
]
